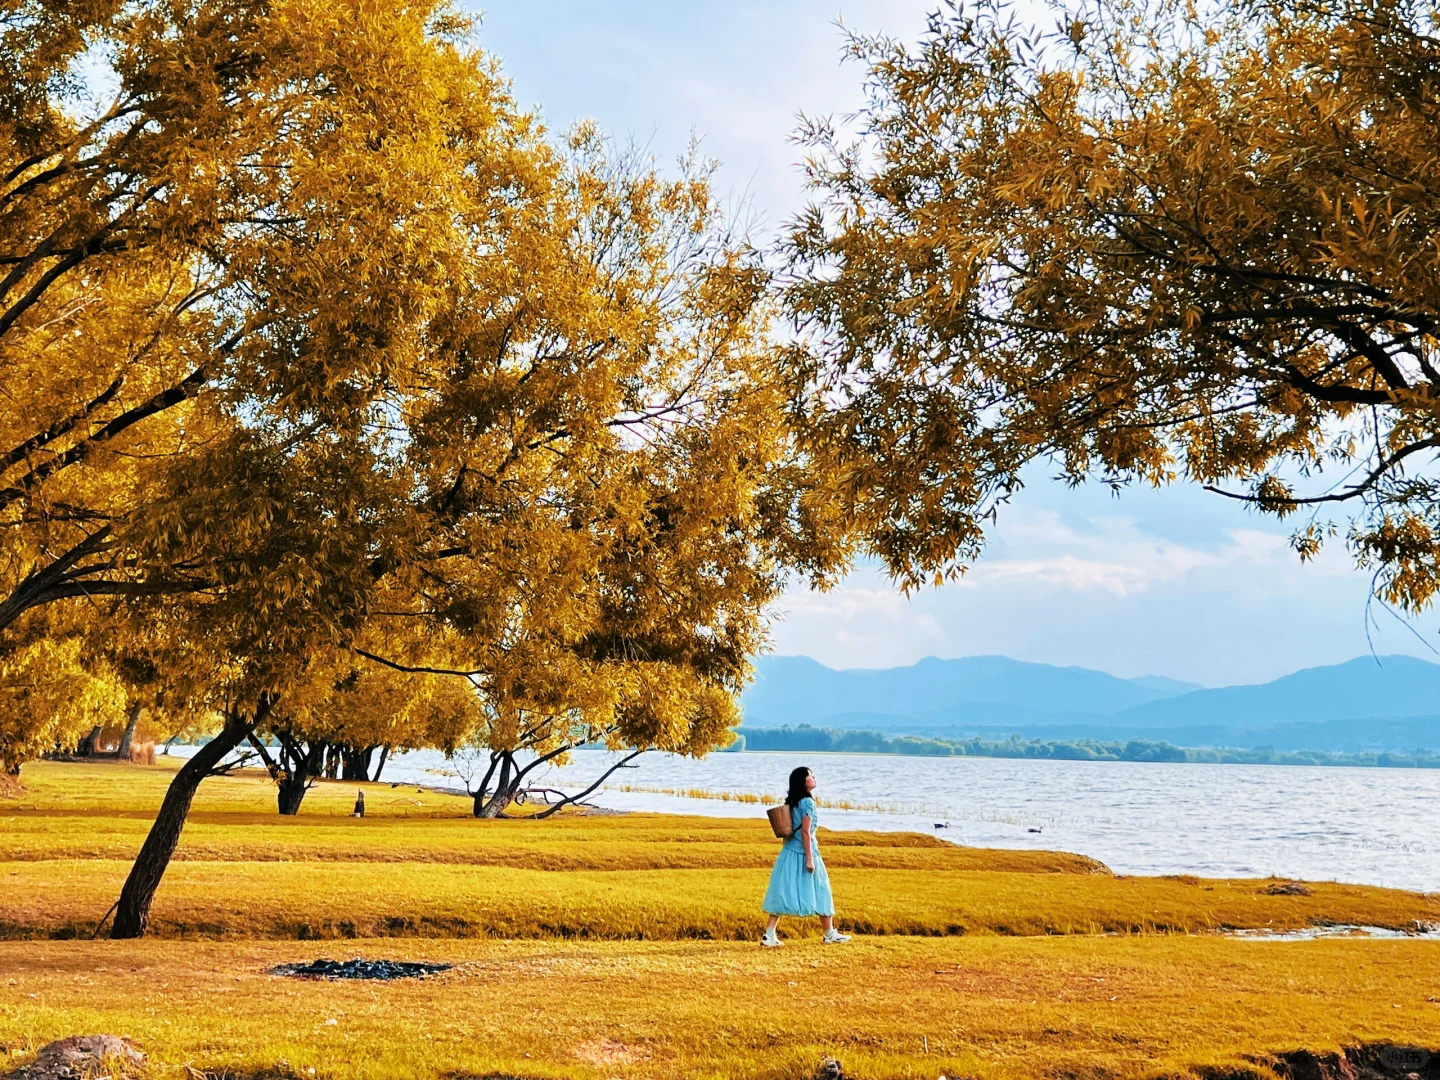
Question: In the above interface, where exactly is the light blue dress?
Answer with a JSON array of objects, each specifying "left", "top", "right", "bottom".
[{"left": 762, "top": 796, "right": 834, "bottom": 917}]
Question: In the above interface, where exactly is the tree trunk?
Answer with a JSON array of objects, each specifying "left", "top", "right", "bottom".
[
  {"left": 371, "top": 746, "right": 389, "bottom": 782},
  {"left": 262, "top": 730, "right": 323, "bottom": 816},
  {"left": 277, "top": 775, "right": 307, "bottom": 815},
  {"left": 116, "top": 701, "right": 142, "bottom": 760},
  {"left": 111, "top": 703, "right": 267, "bottom": 939},
  {"left": 76, "top": 725, "right": 102, "bottom": 756},
  {"left": 340, "top": 744, "right": 375, "bottom": 782}
]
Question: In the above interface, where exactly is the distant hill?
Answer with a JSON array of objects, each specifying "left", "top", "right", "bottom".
[
  {"left": 740, "top": 653, "right": 1440, "bottom": 751},
  {"left": 1113, "top": 655, "right": 1440, "bottom": 728},
  {"left": 1128, "top": 674, "right": 1205, "bottom": 695},
  {"left": 741, "top": 655, "right": 1177, "bottom": 727}
]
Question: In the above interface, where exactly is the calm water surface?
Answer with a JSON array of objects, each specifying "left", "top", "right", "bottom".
[{"left": 375, "top": 749, "right": 1440, "bottom": 893}]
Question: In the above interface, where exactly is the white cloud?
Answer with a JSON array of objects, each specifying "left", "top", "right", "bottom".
[{"left": 958, "top": 511, "right": 1307, "bottom": 596}]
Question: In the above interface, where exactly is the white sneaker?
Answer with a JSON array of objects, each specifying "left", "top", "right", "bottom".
[
  {"left": 760, "top": 932, "right": 784, "bottom": 948},
  {"left": 822, "top": 930, "right": 851, "bottom": 944}
]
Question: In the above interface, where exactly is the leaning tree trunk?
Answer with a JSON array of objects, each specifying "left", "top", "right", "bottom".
[
  {"left": 475, "top": 753, "right": 515, "bottom": 818},
  {"left": 111, "top": 702, "right": 268, "bottom": 939},
  {"left": 116, "top": 701, "right": 142, "bottom": 760},
  {"left": 76, "top": 725, "right": 102, "bottom": 756},
  {"left": 371, "top": 746, "right": 389, "bottom": 782}
]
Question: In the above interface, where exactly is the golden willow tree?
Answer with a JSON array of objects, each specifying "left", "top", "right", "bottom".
[
  {"left": 0, "top": 0, "right": 495, "bottom": 780},
  {"left": 1, "top": 0, "right": 466, "bottom": 633},
  {"left": 0, "top": 607, "right": 124, "bottom": 776},
  {"left": 786, "top": 0, "right": 1440, "bottom": 608},
  {"left": 359, "top": 129, "right": 851, "bottom": 822},
  {"left": 0, "top": 3, "right": 852, "bottom": 937},
  {"left": 1, "top": 0, "right": 520, "bottom": 931}
]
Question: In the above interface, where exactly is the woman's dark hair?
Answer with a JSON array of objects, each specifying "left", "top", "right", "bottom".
[{"left": 785, "top": 767, "right": 812, "bottom": 808}]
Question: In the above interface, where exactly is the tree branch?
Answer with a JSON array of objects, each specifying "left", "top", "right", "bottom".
[
  {"left": 353, "top": 648, "right": 483, "bottom": 684},
  {"left": 1203, "top": 435, "right": 1440, "bottom": 507},
  {"left": 533, "top": 749, "right": 646, "bottom": 819},
  {"left": 0, "top": 373, "right": 126, "bottom": 474},
  {"left": 0, "top": 361, "right": 212, "bottom": 512}
]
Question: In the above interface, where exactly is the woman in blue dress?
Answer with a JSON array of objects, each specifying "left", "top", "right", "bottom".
[{"left": 761, "top": 766, "right": 850, "bottom": 946}]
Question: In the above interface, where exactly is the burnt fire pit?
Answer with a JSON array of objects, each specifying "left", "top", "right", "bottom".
[{"left": 270, "top": 958, "right": 452, "bottom": 980}]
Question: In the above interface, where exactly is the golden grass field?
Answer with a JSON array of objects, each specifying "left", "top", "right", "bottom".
[{"left": 2, "top": 758, "right": 1438, "bottom": 1080}]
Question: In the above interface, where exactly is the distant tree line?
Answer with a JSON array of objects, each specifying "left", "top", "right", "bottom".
[{"left": 735, "top": 726, "right": 1440, "bottom": 769}]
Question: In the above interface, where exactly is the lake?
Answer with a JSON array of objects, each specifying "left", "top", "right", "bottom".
[{"left": 373, "top": 748, "right": 1440, "bottom": 893}]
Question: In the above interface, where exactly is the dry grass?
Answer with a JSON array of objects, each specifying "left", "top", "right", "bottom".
[
  {"left": 2, "top": 760, "right": 1435, "bottom": 941},
  {"left": 4, "top": 860, "right": 1437, "bottom": 942},
  {"left": 2, "top": 760, "right": 1440, "bottom": 1079},
  {"left": 1, "top": 937, "right": 1438, "bottom": 1080}
]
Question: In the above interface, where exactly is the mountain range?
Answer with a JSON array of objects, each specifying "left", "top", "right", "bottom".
[{"left": 739, "top": 654, "right": 1440, "bottom": 751}]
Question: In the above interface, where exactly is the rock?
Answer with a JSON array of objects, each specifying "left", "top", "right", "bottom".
[
  {"left": 1262, "top": 881, "right": 1313, "bottom": 896},
  {"left": 11, "top": 1035, "right": 145, "bottom": 1079}
]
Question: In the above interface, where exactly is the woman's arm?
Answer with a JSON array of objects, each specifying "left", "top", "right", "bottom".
[{"left": 801, "top": 814, "right": 814, "bottom": 872}]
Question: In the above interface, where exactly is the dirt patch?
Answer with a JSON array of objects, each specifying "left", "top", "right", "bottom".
[
  {"left": 1260, "top": 882, "right": 1314, "bottom": 897},
  {"left": 572, "top": 1039, "right": 651, "bottom": 1067},
  {"left": 1265, "top": 1045, "right": 1436, "bottom": 1080},
  {"left": 8, "top": 1034, "right": 145, "bottom": 1078}
]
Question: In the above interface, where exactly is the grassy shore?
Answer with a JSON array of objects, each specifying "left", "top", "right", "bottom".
[{"left": 2, "top": 759, "right": 1438, "bottom": 1080}]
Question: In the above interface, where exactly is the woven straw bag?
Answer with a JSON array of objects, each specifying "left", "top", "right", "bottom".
[{"left": 766, "top": 804, "right": 794, "bottom": 839}]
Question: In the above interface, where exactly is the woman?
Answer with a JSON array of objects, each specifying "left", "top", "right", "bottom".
[{"left": 761, "top": 766, "right": 850, "bottom": 946}]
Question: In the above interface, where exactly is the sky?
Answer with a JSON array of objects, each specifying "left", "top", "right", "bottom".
[{"left": 470, "top": 1, "right": 1440, "bottom": 686}]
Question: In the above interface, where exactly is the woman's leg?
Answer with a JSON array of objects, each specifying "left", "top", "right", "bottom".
[
  {"left": 820, "top": 915, "right": 833, "bottom": 934},
  {"left": 766, "top": 915, "right": 781, "bottom": 935}
]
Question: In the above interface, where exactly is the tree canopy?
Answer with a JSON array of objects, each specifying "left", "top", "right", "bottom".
[
  {"left": 786, "top": 0, "right": 1440, "bottom": 610},
  {"left": 1, "top": 0, "right": 852, "bottom": 935}
]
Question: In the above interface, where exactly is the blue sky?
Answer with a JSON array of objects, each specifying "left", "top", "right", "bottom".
[{"left": 471, "top": 1, "right": 1440, "bottom": 686}]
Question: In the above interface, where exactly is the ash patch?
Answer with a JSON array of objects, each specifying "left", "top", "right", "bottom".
[{"left": 270, "top": 958, "right": 451, "bottom": 980}]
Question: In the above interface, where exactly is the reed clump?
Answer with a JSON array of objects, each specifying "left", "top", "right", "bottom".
[{"left": 127, "top": 742, "right": 156, "bottom": 766}]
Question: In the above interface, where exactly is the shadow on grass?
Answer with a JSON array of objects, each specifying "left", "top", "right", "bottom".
[{"left": 182, "top": 1073, "right": 533, "bottom": 1080}]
